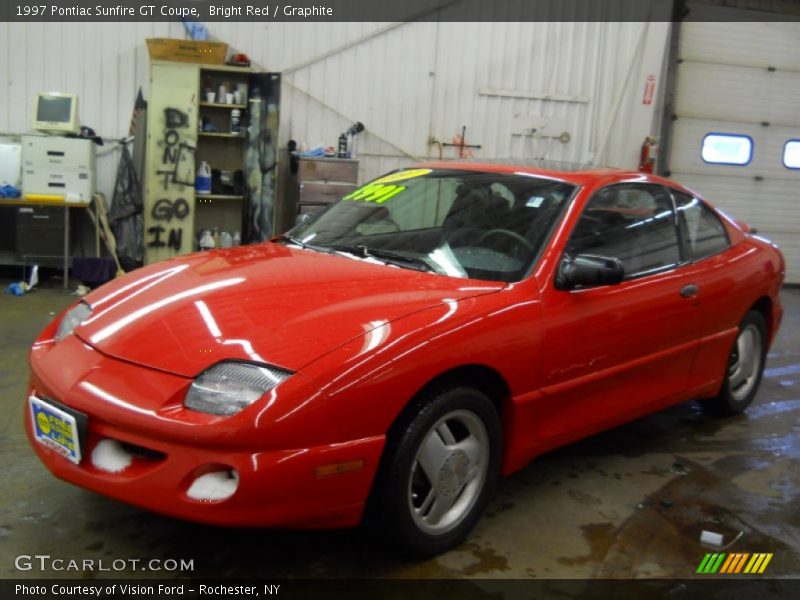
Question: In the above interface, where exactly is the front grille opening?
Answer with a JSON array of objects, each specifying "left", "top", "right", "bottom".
[{"left": 118, "top": 441, "right": 166, "bottom": 462}]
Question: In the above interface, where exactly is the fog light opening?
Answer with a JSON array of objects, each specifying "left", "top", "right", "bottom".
[
  {"left": 186, "top": 468, "right": 239, "bottom": 501},
  {"left": 91, "top": 439, "right": 134, "bottom": 473}
]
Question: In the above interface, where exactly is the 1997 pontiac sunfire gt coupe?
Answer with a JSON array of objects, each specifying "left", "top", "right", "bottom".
[{"left": 26, "top": 163, "right": 784, "bottom": 556}]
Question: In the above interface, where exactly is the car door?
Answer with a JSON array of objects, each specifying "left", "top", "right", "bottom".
[
  {"left": 534, "top": 182, "right": 704, "bottom": 446},
  {"left": 671, "top": 189, "right": 749, "bottom": 394}
]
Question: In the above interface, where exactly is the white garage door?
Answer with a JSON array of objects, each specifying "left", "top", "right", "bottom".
[{"left": 667, "top": 12, "right": 800, "bottom": 283}]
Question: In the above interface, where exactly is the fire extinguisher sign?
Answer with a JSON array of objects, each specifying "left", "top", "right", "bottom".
[{"left": 642, "top": 74, "right": 656, "bottom": 105}]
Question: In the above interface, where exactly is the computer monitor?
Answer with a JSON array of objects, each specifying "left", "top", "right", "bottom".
[{"left": 33, "top": 92, "right": 80, "bottom": 135}]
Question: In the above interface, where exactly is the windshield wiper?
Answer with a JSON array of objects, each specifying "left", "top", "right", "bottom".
[
  {"left": 275, "top": 234, "right": 333, "bottom": 254},
  {"left": 275, "top": 233, "right": 307, "bottom": 248},
  {"left": 367, "top": 248, "right": 433, "bottom": 271},
  {"left": 326, "top": 243, "right": 370, "bottom": 258},
  {"left": 327, "top": 244, "right": 432, "bottom": 272}
]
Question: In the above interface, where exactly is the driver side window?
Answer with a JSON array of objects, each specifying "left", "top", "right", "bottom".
[{"left": 567, "top": 184, "right": 680, "bottom": 279}]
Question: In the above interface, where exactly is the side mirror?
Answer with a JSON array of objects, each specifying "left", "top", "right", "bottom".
[{"left": 555, "top": 253, "right": 624, "bottom": 290}]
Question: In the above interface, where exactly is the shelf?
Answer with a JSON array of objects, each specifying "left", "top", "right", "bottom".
[
  {"left": 196, "top": 194, "right": 244, "bottom": 201},
  {"left": 0, "top": 249, "right": 22, "bottom": 266},
  {"left": 198, "top": 132, "right": 245, "bottom": 139},
  {"left": 200, "top": 102, "right": 247, "bottom": 109},
  {"left": 151, "top": 60, "right": 252, "bottom": 74},
  {"left": 199, "top": 63, "right": 253, "bottom": 74},
  {"left": 1, "top": 197, "right": 90, "bottom": 207}
]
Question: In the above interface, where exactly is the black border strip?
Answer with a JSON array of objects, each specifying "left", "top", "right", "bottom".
[
  {"left": 2, "top": 0, "right": 800, "bottom": 23},
  {"left": 3, "top": 578, "right": 797, "bottom": 599}
]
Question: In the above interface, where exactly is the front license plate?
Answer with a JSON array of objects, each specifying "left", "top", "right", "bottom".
[{"left": 29, "top": 396, "right": 83, "bottom": 464}]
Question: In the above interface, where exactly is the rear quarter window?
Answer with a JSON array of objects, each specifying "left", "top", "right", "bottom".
[{"left": 672, "top": 191, "right": 730, "bottom": 261}]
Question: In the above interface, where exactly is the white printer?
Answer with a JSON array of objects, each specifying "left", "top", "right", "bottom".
[{"left": 21, "top": 134, "right": 95, "bottom": 203}]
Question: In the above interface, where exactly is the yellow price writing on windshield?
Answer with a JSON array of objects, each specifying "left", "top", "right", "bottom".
[
  {"left": 372, "top": 168, "right": 432, "bottom": 184},
  {"left": 343, "top": 183, "right": 406, "bottom": 204}
]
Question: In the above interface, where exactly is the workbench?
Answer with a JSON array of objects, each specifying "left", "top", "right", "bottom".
[{"left": 0, "top": 196, "right": 101, "bottom": 291}]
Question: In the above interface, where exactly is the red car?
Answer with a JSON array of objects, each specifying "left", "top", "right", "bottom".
[{"left": 26, "top": 163, "right": 784, "bottom": 556}]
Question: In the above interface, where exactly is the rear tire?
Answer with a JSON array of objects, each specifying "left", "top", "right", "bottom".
[
  {"left": 369, "top": 386, "right": 502, "bottom": 557},
  {"left": 701, "top": 311, "right": 767, "bottom": 416}
]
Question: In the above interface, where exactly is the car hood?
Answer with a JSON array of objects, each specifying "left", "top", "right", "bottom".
[{"left": 75, "top": 243, "right": 504, "bottom": 377}]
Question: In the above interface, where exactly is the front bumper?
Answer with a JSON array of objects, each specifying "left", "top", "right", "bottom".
[{"left": 25, "top": 334, "right": 384, "bottom": 529}]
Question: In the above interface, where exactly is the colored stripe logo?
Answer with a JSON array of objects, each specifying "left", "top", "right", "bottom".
[{"left": 697, "top": 553, "right": 773, "bottom": 574}]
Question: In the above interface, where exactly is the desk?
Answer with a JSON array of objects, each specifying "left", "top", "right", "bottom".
[{"left": 0, "top": 196, "right": 95, "bottom": 291}]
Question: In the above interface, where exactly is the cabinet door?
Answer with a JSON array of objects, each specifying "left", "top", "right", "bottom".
[
  {"left": 145, "top": 62, "right": 199, "bottom": 263},
  {"left": 246, "top": 72, "right": 282, "bottom": 240}
]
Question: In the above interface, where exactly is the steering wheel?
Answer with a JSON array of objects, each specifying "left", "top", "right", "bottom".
[{"left": 478, "top": 229, "right": 534, "bottom": 253}]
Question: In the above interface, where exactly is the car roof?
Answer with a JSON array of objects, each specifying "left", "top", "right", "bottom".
[{"left": 415, "top": 160, "right": 685, "bottom": 191}]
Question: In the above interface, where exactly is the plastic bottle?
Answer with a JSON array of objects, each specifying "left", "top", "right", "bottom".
[
  {"left": 220, "top": 230, "right": 232, "bottom": 248},
  {"left": 236, "top": 83, "right": 248, "bottom": 102},
  {"left": 196, "top": 161, "right": 212, "bottom": 194},
  {"left": 199, "top": 229, "right": 214, "bottom": 250},
  {"left": 230, "top": 109, "right": 241, "bottom": 134},
  {"left": 212, "top": 227, "right": 220, "bottom": 249},
  {"left": 232, "top": 231, "right": 241, "bottom": 246}
]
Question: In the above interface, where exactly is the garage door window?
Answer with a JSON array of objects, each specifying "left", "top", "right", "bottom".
[
  {"left": 567, "top": 184, "right": 680, "bottom": 279},
  {"left": 701, "top": 133, "right": 753, "bottom": 166},
  {"left": 783, "top": 140, "right": 800, "bottom": 169},
  {"left": 672, "top": 191, "right": 730, "bottom": 261}
]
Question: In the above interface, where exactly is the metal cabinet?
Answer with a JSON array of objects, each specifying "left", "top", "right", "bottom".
[
  {"left": 296, "top": 158, "right": 359, "bottom": 216},
  {"left": 144, "top": 60, "right": 281, "bottom": 264},
  {"left": 15, "top": 205, "right": 67, "bottom": 267}
]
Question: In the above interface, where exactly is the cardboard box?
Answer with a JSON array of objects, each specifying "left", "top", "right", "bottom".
[{"left": 146, "top": 38, "right": 229, "bottom": 65}]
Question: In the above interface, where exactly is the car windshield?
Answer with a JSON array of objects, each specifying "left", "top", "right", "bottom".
[{"left": 284, "top": 168, "right": 576, "bottom": 282}]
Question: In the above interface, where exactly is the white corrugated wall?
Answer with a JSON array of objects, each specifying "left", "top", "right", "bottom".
[
  {"left": 665, "top": 8, "right": 800, "bottom": 282},
  {"left": 217, "top": 20, "right": 671, "bottom": 183},
  {"left": 0, "top": 21, "right": 186, "bottom": 203},
  {"left": 0, "top": 18, "right": 671, "bottom": 204}
]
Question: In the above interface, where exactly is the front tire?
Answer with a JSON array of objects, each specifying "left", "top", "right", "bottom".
[
  {"left": 701, "top": 311, "right": 767, "bottom": 415},
  {"left": 371, "top": 386, "right": 502, "bottom": 557}
]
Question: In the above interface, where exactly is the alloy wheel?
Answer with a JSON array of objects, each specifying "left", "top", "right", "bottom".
[
  {"left": 407, "top": 409, "right": 489, "bottom": 535},
  {"left": 728, "top": 323, "right": 763, "bottom": 403}
]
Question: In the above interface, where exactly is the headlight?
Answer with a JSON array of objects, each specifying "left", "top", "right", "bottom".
[
  {"left": 55, "top": 302, "right": 92, "bottom": 342},
  {"left": 184, "top": 362, "right": 292, "bottom": 416}
]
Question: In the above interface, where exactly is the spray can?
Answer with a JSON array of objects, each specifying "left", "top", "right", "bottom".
[{"left": 337, "top": 133, "right": 347, "bottom": 158}]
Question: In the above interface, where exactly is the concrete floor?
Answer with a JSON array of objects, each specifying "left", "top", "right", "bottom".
[{"left": 1, "top": 276, "right": 798, "bottom": 580}]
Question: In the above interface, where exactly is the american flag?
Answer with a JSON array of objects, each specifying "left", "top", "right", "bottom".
[{"left": 128, "top": 87, "right": 147, "bottom": 137}]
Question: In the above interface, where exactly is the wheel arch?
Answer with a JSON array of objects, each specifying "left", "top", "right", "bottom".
[
  {"left": 376, "top": 363, "right": 512, "bottom": 469},
  {"left": 393, "top": 364, "right": 511, "bottom": 436},
  {"left": 749, "top": 296, "right": 774, "bottom": 345},
  {"left": 363, "top": 363, "right": 509, "bottom": 540}
]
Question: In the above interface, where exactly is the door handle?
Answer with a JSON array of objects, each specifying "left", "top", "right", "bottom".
[{"left": 680, "top": 283, "right": 699, "bottom": 298}]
